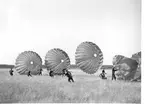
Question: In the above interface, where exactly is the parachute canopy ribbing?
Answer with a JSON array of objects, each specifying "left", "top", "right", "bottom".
[
  {"left": 112, "top": 55, "right": 125, "bottom": 65},
  {"left": 45, "top": 48, "right": 70, "bottom": 73},
  {"left": 15, "top": 51, "right": 42, "bottom": 75},
  {"left": 75, "top": 41, "right": 103, "bottom": 74}
]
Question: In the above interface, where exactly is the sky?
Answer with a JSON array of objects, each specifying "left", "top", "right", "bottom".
[{"left": 0, "top": 0, "right": 141, "bottom": 65}]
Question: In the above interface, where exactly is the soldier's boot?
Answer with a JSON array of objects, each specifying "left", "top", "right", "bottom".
[
  {"left": 68, "top": 77, "right": 72, "bottom": 82},
  {"left": 71, "top": 78, "right": 74, "bottom": 82}
]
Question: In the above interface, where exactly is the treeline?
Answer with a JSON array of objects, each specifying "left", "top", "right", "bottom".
[
  {"left": 0, "top": 64, "right": 14, "bottom": 68},
  {"left": 69, "top": 64, "right": 113, "bottom": 70},
  {"left": 0, "top": 64, "right": 46, "bottom": 69},
  {"left": 0, "top": 64, "right": 113, "bottom": 70}
]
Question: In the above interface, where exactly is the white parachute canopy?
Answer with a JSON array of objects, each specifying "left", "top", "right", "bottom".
[
  {"left": 15, "top": 51, "right": 42, "bottom": 75},
  {"left": 75, "top": 41, "right": 103, "bottom": 74},
  {"left": 45, "top": 48, "right": 70, "bottom": 74}
]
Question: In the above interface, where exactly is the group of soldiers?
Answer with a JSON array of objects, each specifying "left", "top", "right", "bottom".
[
  {"left": 99, "top": 65, "right": 117, "bottom": 80},
  {"left": 9, "top": 67, "right": 74, "bottom": 83},
  {"left": 9, "top": 65, "right": 118, "bottom": 82},
  {"left": 9, "top": 68, "right": 43, "bottom": 77},
  {"left": 49, "top": 69, "right": 74, "bottom": 82}
]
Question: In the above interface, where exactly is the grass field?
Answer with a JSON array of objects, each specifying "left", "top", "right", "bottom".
[{"left": 0, "top": 68, "right": 141, "bottom": 103}]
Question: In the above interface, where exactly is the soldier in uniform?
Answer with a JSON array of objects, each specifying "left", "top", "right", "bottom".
[
  {"left": 99, "top": 69, "right": 107, "bottom": 79},
  {"left": 112, "top": 66, "right": 117, "bottom": 80},
  {"left": 27, "top": 71, "right": 32, "bottom": 77},
  {"left": 63, "top": 69, "right": 74, "bottom": 82},
  {"left": 9, "top": 68, "right": 14, "bottom": 76},
  {"left": 49, "top": 70, "right": 54, "bottom": 77},
  {"left": 39, "top": 68, "right": 43, "bottom": 75}
]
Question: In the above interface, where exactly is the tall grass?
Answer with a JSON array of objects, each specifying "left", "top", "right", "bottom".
[{"left": 0, "top": 69, "right": 141, "bottom": 103}]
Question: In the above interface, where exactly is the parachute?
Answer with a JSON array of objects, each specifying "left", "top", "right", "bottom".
[
  {"left": 131, "top": 52, "right": 141, "bottom": 81},
  {"left": 15, "top": 51, "right": 42, "bottom": 75},
  {"left": 45, "top": 48, "right": 70, "bottom": 74},
  {"left": 131, "top": 51, "right": 141, "bottom": 66},
  {"left": 75, "top": 41, "right": 103, "bottom": 74},
  {"left": 112, "top": 55, "right": 125, "bottom": 65},
  {"left": 113, "top": 55, "right": 138, "bottom": 80}
]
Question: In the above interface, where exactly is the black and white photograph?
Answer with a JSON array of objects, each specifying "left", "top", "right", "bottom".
[{"left": 0, "top": 0, "right": 141, "bottom": 103}]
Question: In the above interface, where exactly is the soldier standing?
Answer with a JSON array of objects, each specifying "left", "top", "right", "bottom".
[
  {"left": 39, "top": 68, "right": 43, "bottom": 75},
  {"left": 27, "top": 71, "right": 32, "bottom": 77},
  {"left": 9, "top": 68, "right": 14, "bottom": 76},
  {"left": 112, "top": 66, "right": 117, "bottom": 80}
]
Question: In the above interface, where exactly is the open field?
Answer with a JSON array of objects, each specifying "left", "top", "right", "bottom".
[{"left": 0, "top": 68, "right": 141, "bottom": 103}]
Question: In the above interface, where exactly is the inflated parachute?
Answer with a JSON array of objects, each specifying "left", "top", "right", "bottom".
[
  {"left": 131, "top": 52, "right": 141, "bottom": 81},
  {"left": 131, "top": 51, "right": 141, "bottom": 66},
  {"left": 113, "top": 55, "right": 138, "bottom": 80},
  {"left": 75, "top": 41, "right": 103, "bottom": 74},
  {"left": 112, "top": 55, "right": 125, "bottom": 65},
  {"left": 45, "top": 48, "right": 70, "bottom": 74},
  {"left": 15, "top": 51, "right": 42, "bottom": 75}
]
